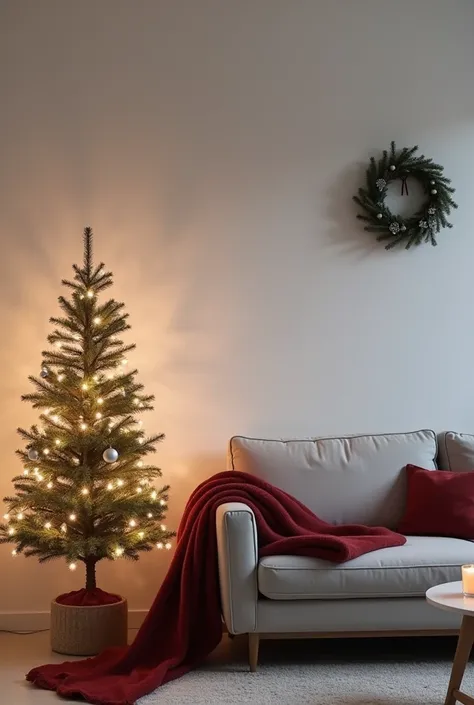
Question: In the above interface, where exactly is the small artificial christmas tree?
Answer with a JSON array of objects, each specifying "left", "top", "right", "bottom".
[{"left": 0, "top": 228, "right": 174, "bottom": 592}]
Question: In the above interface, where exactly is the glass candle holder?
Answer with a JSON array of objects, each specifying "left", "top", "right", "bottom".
[{"left": 462, "top": 565, "right": 474, "bottom": 597}]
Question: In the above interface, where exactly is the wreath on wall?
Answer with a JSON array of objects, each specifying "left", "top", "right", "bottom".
[{"left": 353, "top": 142, "right": 457, "bottom": 250}]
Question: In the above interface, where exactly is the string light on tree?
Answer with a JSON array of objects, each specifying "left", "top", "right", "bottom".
[{"left": 0, "top": 227, "right": 173, "bottom": 593}]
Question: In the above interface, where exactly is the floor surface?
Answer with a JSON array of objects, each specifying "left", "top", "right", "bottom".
[{"left": 0, "top": 630, "right": 465, "bottom": 704}]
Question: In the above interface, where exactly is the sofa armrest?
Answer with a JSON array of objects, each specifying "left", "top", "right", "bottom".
[{"left": 216, "top": 502, "right": 259, "bottom": 634}]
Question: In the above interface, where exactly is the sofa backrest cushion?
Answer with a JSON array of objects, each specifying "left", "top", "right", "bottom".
[
  {"left": 439, "top": 432, "right": 474, "bottom": 472},
  {"left": 228, "top": 431, "right": 437, "bottom": 528}
]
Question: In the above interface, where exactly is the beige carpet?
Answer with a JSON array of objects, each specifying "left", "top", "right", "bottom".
[{"left": 139, "top": 637, "right": 474, "bottom": 705}]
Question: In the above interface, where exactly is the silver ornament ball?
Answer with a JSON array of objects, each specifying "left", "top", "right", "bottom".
[
  {"left": 389, "top": 165, "right": 396, "bottom": 171},
  {"left": 376, "top": 213, "right": 383, "bottom": 220},
  {"left": 431, "top": 189, "right": 437, "bottom": 195},
  {"left": 430, "top": 180, "right": 436, "bottom": 185},
  {"left": 103, "top": 447, "right": 119, "bottom": 464},
  {"left": 28, "top": 448, "right": 39, "bottom": 461},
  {"left": 40, "top": 367, "right": 49, "bottom": 379}
]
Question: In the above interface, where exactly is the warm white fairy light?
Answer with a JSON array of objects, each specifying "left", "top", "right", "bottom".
[
  {"left": 115, "top": 546, "right": 124, "bottom": 557},
  {"left": 81, "top": 383, "right": 89, "bottom": 391},
  {"left": 151, "top": 490, "right": 157, "bottom": 500},
  {"left": 97, "top": 397, "right": 104, "bottom": 405},
  {"left": 73, "top": 333, "right": 81, "bottom": 340},
  {"left": 80, "top": 422, "right": 87, "bottom": 431},
  {"left": 133, "top": 397, "right": 140, "bottom": 405},
  {"left": 53, "top": 414, "right": 60, "bottom": 423},
  {"left": 11, "top": 549, "right": 17, "bottom": 557},
  {"left": 129, "top": 519, "right": 136, "bottom": 527},
  {"left": 117, "top": 479, "right": 124, "bottom": 487},
  {"left": 79, "top": 294, "right": 85, "bottom": 300},
  {"left": 69, "top": 513, "right": 76, "bottom": 521},
  {"left": 93, "top": 374, "right": 99, "bottom": 382},
  {"left": 44, "top": 522, "right": 52, "bottom": 529},
  {"left": 94, "top": 316, "right": 101, "bottom": 325},
  {"left": 55, "top": 341, "right": 62, "bottom": 349},
  {"left": 121, "top": 358, "right": 128, "bottom": 366},
  {"left": 37, "top": 474, "right": 44, "bottom": 482},
  {"left": 55, "top": 439, "right": 61, "bottom": 446},
  {"left": 47, "top": 481, "right": 53, "bottom": 489},
  {"left": 136, "top": 487, "right": 143, "bottom": 494},
  {"left": 8, "top": 527, "right": 15, "bottom": 535},
  {"left": 57, "top": 374, "right": 65, "bottom": 382},
  {"left": 138, "top": 531, "right": 144, "bottom": 539},
  {"left": 160, "top": 499, "right": 166, "bottom": 506},
  {"left": 136, "top": 460, "right": 143, "bottom": 468},
  {"left": 3, "top": 513, "right": 9, "bottom": 521},
  {"left": 17, "top": 512, "right": 24, "bottom": 520},
  {"left": 43, "top": 448, "right": 50, "bottom": 455},
  {"left": 69, "top": 562, "right": 77, "bottom": 571},
  {"left": 165, "top": 543, "right": 172, "bottom": 550},
  {"left": 33, "top": 467, "right": 39, "bottom": 474},
  {"left": 81, "top": 487, "right": 89, "bottom": 495},
  {"left": 95, "top": 412, "right": 102, "bottom": 419},
  {"left": 23, "top": 468, "right": 29, "bottom": 476},
  {"left": 160, "top": 524, "right": 166, "bottom": 531},
  {"left": 147, "top": 513, "right": 153, "bottom": 519},
  {"left": 138, "top": 438, "right": 144, "bottom": 445},
  {"left": 87, "top": 289, "right": 94, "bottom": 298},
  {"left": 61, "top": 523, "right": 67, "bottom": 533},
  {"left": 107, "top": 482, "right": 114, "bottom": 490},
  {"left": 156, "top": 542, "right": 163, "bottom": 549}
]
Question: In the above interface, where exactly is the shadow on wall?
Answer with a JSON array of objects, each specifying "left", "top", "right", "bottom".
[{"left": 325, "top": 161, "right": 383, "bottom": 259}]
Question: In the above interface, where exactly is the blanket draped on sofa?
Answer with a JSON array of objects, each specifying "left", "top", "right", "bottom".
[{"left": 27, "top": 470, "right": 406, "bottom": 705}]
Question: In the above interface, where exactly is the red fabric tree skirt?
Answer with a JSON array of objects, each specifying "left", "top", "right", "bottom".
[
  {"left": 27, "top": 471, "right": 406, "bottom": 705},
  {"left": 56, "top": 589, "right": 122, "bottom": 606}
]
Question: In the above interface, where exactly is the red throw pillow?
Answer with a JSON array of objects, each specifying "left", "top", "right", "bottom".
[{"left": 398, "top": 464, "right": 474, "bottom": 538}]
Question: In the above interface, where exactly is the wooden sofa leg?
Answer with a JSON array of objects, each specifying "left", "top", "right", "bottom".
[{"left": 249, "top": 633, "right": 260, "bottom": 672}]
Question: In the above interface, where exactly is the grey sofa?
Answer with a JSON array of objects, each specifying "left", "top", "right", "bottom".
[{"left": 216, "top": 430, "right": 474, "bottom": 670}]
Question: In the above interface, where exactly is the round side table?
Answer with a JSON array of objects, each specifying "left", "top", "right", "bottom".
[{"left": 426, "top": 581, "right": 474, "bottom": 705}]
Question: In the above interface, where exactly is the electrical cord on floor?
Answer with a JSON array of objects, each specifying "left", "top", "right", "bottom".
[{"left": 0, "top": 628, "right": 50, "bottom": 634}]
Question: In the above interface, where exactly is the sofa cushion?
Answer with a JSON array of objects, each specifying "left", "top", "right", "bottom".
[
  {"left": 228, "top": 431, "right": 437, "bottom": 528},
  {"left": 439, "top": 432, "right": 474, "bottom": 472},
  {"left": 257, "top": 536, "right": 472, "bottom": 600},
  {"left": 398, "top": 465, "right": 474, "bottom": 538}
]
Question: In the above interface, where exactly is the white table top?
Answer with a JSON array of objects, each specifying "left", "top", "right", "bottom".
[{"left": 426, "top": 581, "right": 474, "bottom": 616}]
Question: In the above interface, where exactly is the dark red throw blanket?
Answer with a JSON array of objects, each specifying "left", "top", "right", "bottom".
[{"left": 27, "top": 471, "right": 406, "bottom": 704}]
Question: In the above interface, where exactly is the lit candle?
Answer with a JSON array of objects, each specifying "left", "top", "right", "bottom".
[{"left": 462, "top": 565, "right": 474, "bottom": 596}]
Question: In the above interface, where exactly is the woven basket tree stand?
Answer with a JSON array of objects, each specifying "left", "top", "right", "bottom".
[
  {"left": 50, "top": 563, "right": 128, "bottom": 656},
  {"left": 50, "top": 597, "right": 128, "bottom": 656}
]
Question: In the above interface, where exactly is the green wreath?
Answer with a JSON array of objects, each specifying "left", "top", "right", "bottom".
[{"left": 353, "top": 142, "right": 457, "bottom": 250}]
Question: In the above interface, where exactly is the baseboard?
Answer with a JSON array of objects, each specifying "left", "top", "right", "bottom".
[{"left": 0, "top": 609, "right": 148, "bottom": 632}]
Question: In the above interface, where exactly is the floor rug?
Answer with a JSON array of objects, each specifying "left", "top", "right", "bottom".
[{"left": 138, "top": 637, "right": 474, "bottom": 705}]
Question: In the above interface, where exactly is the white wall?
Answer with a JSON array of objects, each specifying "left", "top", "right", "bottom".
[{"left": 1, "top": 0, "right": 474, "bottom": 621}]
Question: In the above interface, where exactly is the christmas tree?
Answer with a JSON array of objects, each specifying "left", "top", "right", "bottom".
[{"left": 0, "top": 228, "right": 174, "bottom": 591}]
